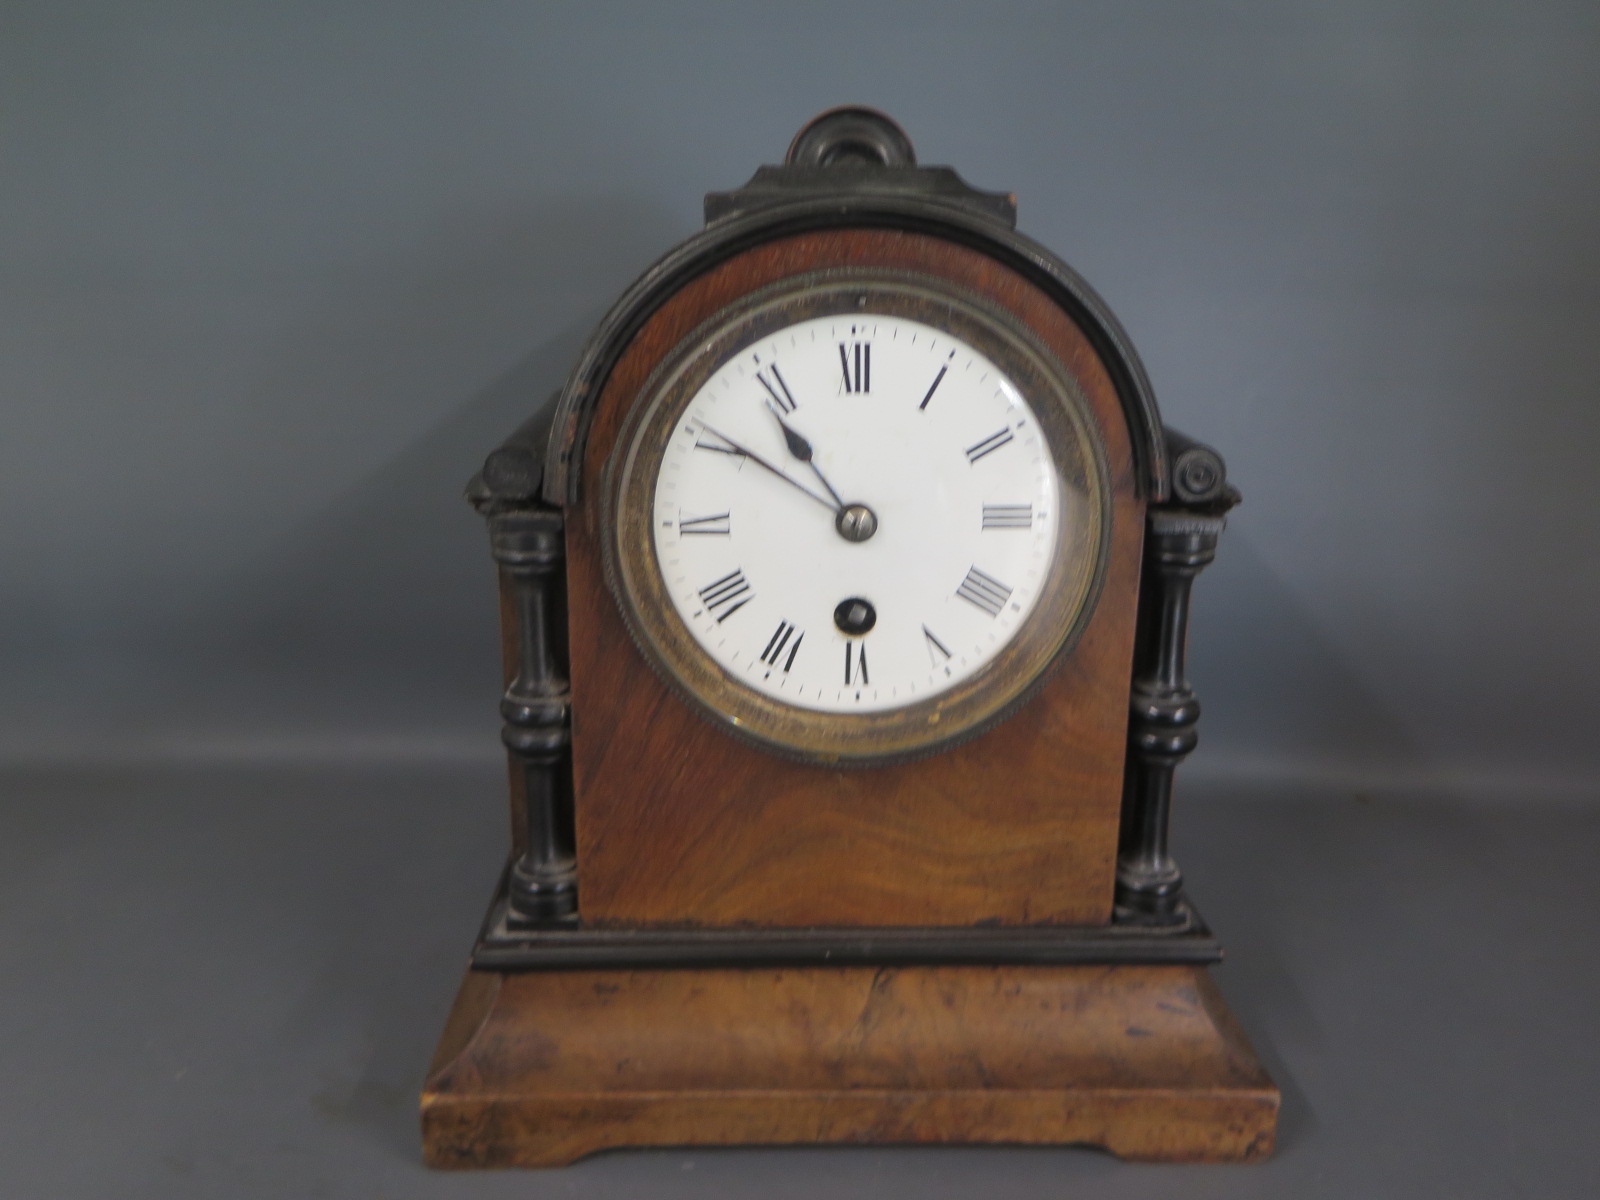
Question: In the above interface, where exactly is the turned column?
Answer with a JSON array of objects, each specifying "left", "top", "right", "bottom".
[
  {"left": 1116, "top": 508, "right": 1227, "bottom": 923},
  {"left": 489, "top": 506, "right": 577, "bottom": 925}
]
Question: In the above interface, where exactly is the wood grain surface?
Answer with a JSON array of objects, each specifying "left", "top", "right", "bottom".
[
  {"left": 421, "top": 964, "right": 1279, "bottom": 1167},
  {"left": 563, "top": 228, "right": 1145, "bottom": 928}
]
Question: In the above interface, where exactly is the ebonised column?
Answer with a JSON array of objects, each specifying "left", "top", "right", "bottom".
[
  {"left": 490, "top": 506, "right": 578, "bottom": 925},
  {"left": 1116, "top": 508, "right": 1226, "bottom": 924}
]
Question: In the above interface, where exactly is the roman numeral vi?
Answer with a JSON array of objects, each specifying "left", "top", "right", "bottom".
[{"left": 844, "top": 640, "right": 869, "bottom": 686}]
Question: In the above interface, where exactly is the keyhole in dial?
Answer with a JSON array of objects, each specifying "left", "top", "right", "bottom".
[{"left": 833, "top": 597, "right": 877, "bottom": 636}]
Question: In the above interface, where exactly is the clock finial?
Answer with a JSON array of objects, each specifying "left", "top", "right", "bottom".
[{"left": 785, "top": 106, "right": 917, "bottom": 168}]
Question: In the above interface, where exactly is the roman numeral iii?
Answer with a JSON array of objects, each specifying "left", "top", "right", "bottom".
[
  {"left": 838, "top": 342, "right": 870, "bottom": 393},
  {"left": 981, "top": 504, "right": 1033, "bottom": 530},
  {"left": 955, "top": 566, "right": 1013, "bottom": 618},
  {"left": 697, "top": 569, "right": 753, "bottom": 622},
  {"left": 966, "top": 427, "right": 1014, "bottom": 464},
  {"left": 756, "top": 365, "right": 797, "bottom": 413},
  {"left": 759, "top": 621, "right": 803, "bottom": 671}
]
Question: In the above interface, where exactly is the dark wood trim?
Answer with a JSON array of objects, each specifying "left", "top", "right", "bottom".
[
  {"left": 485, "top": 506, "right": 578, "bottom": 924},
  {"left": 541, "top": 198, "right": 1169, "bottom": 507},
  {"left": 471, "top": 886, "right": 1221, "bottom": 971}
]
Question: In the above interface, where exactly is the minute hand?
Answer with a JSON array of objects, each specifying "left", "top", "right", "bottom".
[{"left": 695, "top": 422, "right": 838, "bottom": 513}]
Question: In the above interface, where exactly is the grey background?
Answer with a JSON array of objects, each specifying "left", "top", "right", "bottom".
[
  {"left": 3, "top": 2, "right": 1598, "bottom": 1196},
  {"left": 7, "top": 0, "right": 1599, "bottom": 791}
]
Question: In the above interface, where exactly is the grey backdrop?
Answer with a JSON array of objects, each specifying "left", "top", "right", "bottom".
[{"left": 6, "top": 2, "right": 1599, "bottom": 797}]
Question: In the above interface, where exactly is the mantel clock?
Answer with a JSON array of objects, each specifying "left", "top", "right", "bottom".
[{"left": 422, "top": 109, "right": 1278, "bottom": 1167}]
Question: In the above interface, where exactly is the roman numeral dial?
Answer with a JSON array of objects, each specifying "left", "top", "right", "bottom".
[
  {"left": 760, "top": 621, "right": 803, "bottom": 671},
  {"left": 919, "top": 353, "right": 954, "bottom": 410},
  {"left": 756, "top": 365, "right": 797, "bottom": 413},
  {"left": 966, "top": 427, "right": 1014, "bottom": 464},
  {"left": 982, "top": 504, "right": 1033, "bottom": 530},
  {"left": 955, "top": 567, "right": 1013, "bottom": 618},
  {"left": 643, "top": 303, "right": 1082, "bottom": 723},
  {"left": 838, "top": 341, "right": 870, "bottom": 393},
  {"left": 844, "top": 641, "right": 869, "bottom": 686},
  {"left": 679, "top": 511, "right": 731, "bottom": 536},
  {"left": 697, "top": 569, "right": 753, "bottom": 622}
]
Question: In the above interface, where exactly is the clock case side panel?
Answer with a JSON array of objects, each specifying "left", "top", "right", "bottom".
[{"left": 563, "top": 227, "right": 1144, "bottom": 931}]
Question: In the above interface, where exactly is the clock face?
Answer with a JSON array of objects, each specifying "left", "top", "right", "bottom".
[
  {"left": 652, "top": 312, "right": 1059, "bottom": 714},
  {"left": 607, "top": 273, "right": 1109, "bottom": 763}
]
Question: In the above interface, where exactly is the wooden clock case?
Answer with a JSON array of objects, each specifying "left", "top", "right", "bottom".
[{"left": 422, "top": 110, "right": 1277, "bottom": 1167}]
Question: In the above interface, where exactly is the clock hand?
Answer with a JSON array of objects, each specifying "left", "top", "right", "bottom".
[
  {"left": 763, "top": 401, "right": 848, "bottom": 511},
  {"left": 695, "top": 422, "right": 838, "bottom": 513}
]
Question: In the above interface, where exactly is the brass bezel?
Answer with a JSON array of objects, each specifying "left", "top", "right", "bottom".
[{"left": 603, "top": 270, "right": 1111, "bottom": 765}]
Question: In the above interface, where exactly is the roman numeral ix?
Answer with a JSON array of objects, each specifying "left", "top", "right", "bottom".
[
  {"left": 693, "top": 427, "right": 741, "bottom": 455},
  {"left": 839, "top": 341, "right": 870, "bottom": 393},
  {"left": 697, "top": 569, "right": 753, "bottom": 622},
  {"left": 955, "top": 566, "right": 1013, "bottom": 618},
  {"left": 759, "top": 620, "right": 803, "bottom": 671},
  {"left": 965, "top": 427, "right": 1014, "bottom": 464},
  {"left": 982, "top": 503, "right": 1033, "bottom": 530},
  {"left": 756, "top": 365, "right": 797, "bottom": 413}
]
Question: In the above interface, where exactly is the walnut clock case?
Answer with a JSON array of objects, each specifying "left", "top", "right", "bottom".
[{"left": 422, "top": 109, "right": 1278, "bottom": 1167}]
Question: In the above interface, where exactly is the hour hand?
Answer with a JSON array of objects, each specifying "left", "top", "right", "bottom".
[
  {"left": 766, "top": 400, "right": 816, "bottom": 462},
  {"left": 764, "top": 402, "right": 847, "bottom": 511}
]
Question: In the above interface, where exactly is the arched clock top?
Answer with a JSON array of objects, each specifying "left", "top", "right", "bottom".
[{"left": 539, "top": 109, "right": 1172, "bottom": 510}]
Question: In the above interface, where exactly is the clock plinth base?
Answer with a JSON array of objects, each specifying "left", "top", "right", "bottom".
[{"left": 420, "top": 962, "right": 1277, "bottom": 1168}]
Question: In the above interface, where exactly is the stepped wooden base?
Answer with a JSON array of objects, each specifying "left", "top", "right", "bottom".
[{"left": 421, "top": 963, "right": 1277, "bottom": 1168}]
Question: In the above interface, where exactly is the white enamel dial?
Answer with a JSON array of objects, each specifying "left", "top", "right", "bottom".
[{"left": 650, "top": 312, "right": 1064, "bottom": 714}]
